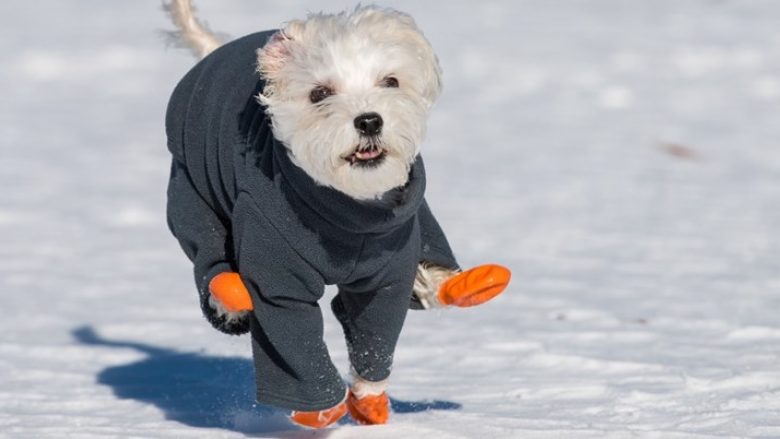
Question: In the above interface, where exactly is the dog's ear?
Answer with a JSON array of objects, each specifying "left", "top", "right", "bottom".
[
  {"left": 392, "top": 15, "right": 443, "bottom": 107},
  {"left": 256, "top": 22, "right": 303, "bottom": 82},
  {"left": 412, "top": 36, "right": 443, "bottom": 108}
]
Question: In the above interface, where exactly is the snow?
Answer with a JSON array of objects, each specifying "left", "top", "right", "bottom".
[{"left": 1, "top": 0, "right": 779, "bottom": 437}]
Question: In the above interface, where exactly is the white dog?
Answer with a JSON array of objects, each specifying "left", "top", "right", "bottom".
[{"left": 164, "top": 0, "right": 510, "bottom": 428}]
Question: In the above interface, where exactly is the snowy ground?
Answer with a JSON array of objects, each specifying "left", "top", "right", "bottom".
[{"left": 2, "top": 0, "right": 779, "bottom": 437}]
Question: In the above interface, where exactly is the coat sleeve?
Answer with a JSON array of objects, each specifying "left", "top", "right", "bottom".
[
  {"left": 407, "top": 200, "right": 460, "bottom": 311},
  {"left": 166, "top": 159, "right": 239, "bottom": 332},
  {"left": 231, "top": 194, "right": 346, "bottom": 411},
  {"left": 418, "top": 199, "right": 460, "bottom": 270},
  {"left": 331, "top": 225, "right": 418, "bottom": 382}
]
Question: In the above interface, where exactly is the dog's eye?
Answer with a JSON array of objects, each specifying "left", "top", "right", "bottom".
[
  {"left": 380, "top": 76, "right": 399, "bottom": 88},
  {"left": 309, "top": 86, "right": 333, "bottom": 104}
]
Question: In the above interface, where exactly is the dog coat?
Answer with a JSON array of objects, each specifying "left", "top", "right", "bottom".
[{"left": 165, "top": 31, "right": 459, "bottom": 411}]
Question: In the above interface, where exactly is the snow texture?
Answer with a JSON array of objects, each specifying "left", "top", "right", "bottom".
[{"left": 1, "top": 0, "right": 779, "bottom": 437}]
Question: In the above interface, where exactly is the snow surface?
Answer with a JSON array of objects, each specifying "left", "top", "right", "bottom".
[{"left": 2, "top": 0, "right": 779, "bottom": 437}]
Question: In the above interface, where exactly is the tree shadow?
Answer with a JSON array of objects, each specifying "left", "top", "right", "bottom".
[{"left": 73, "top": 326, "right": 461, "bottom": 436}]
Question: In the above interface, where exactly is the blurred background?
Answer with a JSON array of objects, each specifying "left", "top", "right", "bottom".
[{"left": 1, "top": 1, "right": 778, "bottom": 437}]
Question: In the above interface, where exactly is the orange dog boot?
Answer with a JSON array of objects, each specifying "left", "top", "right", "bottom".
[
  {"left": 347, "top": 391, "right": 390, "bottom": 425},
  {"left": 290, "top": 401, "right": 348, "bottom": 429},
  {"left": 208, "top": 272, "right": 254, "bottom": 312},
  {"left": 438, "top": 264, "right": 511, "bottom": 307}
]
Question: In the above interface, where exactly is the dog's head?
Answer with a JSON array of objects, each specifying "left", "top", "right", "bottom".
[{"left": 256, "top": 6, "right": 442, "bottom": 200}]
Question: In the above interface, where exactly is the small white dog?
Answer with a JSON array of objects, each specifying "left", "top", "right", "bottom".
[{"left": 163, "top": 0, "right": 509, "bottom": 428}]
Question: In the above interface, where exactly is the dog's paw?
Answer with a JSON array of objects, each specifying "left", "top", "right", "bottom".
[
  {"left": 209, "top": 293, "right": 250, "bottom": 325},
  {"left": 199, "top": 298, "right": 250, "bottom": 335},
  {"left": 414, "top": 263, "right": 511, "bottom": 308},
  {"left": 438, "top": 264, "right": 511, "bottom": 307},
  {"left": 200, "top": 295, "right": 250, "bottom": 335},
  {"left": 209, "top": 272, "right": 254, "bottom": 312},
  {"left": 347, "top": 391, "right": 389, "bottom": 425},
  {"left": 413, "top": 263, "right": 458, "bottom": 309},
  {"left": 198, "top": 272, "right": 252, "bottom": 335},
  {"left": 347, "top": 370, "right": 390, "bottom": 425},
  {"left": 290, "top": 400, "right": 348, "bottom": 429}
]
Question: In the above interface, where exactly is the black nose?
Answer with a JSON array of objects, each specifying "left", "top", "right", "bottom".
[{"left": 354, "top": 112, "right": 383, "bottom": 136}]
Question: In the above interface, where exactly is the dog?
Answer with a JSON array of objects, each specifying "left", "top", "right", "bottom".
[{"left": 163, "top": 0, "right": 510, "bottom": 428}]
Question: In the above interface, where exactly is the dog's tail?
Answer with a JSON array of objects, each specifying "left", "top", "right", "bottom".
[{"left": 162, "top": 0, "right": 223, "bottom": 59}]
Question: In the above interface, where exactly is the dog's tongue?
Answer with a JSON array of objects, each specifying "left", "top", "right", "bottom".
[{"left": 355, "top": 149, "right": 382, "bottom": 160}]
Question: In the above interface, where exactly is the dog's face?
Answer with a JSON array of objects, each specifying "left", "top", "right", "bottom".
[{"left": 256, "top": 6, "right": 442, "bottom": 200}]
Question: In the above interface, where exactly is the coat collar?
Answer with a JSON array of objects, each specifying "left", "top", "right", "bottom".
[{"left": 272, "top": 139, "right": 426, "bottom": 235}]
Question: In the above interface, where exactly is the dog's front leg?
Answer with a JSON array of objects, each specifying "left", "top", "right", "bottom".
[
  {"left": 166, "top": 159, "right": 251, "bottom": 334},
  {"left": 331, "top": 281, "right": 415, "bottom": 425},
  {"left": 413, "top": 263, "right": 511, "bottom": 308},
  {"left": 207, "top": 272, "right": 252, "bottom": 325},
  {"left": 414, "top": 201, "right": 511, "bottom": 308},
  {"left": 346, "top": 369, "right": 391, "bottom": 425}
]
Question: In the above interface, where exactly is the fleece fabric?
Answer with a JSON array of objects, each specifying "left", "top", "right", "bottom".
[{"left": 165, "top": 31, "right": 459, "bottom": 411}]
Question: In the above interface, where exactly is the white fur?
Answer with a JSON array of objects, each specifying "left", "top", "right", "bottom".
[
  {"left": 163, "top": 0, "right": 222, "bottom": 59},
  {"left": 207, "top": 293, "right": 250, "bottom": 325},
  {"left": 413, "top": 263, "right": 460, "bottom": 309},
  {"left": 257, "top": 6, "right": 443, "bottom": 200},
  {"left": 350, "top": 368, "right": 389, "bottom": 398}
]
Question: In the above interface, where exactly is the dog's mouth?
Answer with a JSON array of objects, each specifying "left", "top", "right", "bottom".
[{"left": 344, "top": 143, "right": 387, "bottom": 168}]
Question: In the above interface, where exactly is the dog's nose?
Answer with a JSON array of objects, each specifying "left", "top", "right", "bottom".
[{"left": 354, "top": 112, "right": 383, "bottom": 136}]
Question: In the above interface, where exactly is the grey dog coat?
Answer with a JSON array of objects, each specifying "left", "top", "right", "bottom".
[{"left": 165, "top": 31, "right": 459, "bottom": 411}]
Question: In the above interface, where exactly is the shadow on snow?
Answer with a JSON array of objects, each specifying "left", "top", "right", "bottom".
[{"left": 72, "top": 326, "right": 460, "bottom": 436}]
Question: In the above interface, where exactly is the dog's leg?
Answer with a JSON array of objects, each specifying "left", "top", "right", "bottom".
[
  {"left": 414, "top": 262, "right": 511, "bottom": 308},
  {"left": 413, "top": 262, "right": 459, "bottom": 309},
  {"left": 207, "top": 272, "right": 252, "bottom": 327},
  {"left": 346, "top": 369, "right": 390, "bottom": 425},
  {"left": 162, "top": 0, "right": 223, "bottom": 59},
  {"left": 331, "top": 283, "right": 414, "bottom": 425},
  {"left": 167, "top": 160, "right": 249, "bottom": 335},
  {"left": 207, "top": 292, "right": 250, "bottom": 326}
]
